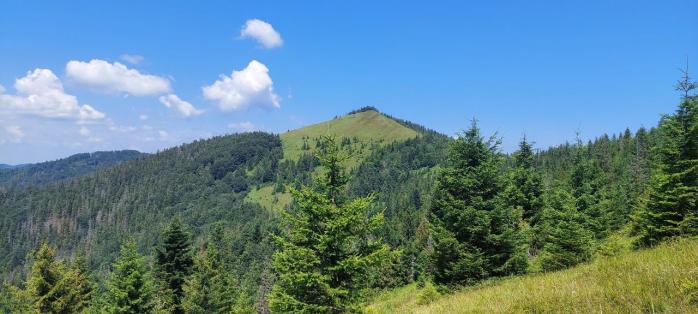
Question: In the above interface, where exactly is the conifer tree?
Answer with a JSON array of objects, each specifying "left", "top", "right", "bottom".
[
  {"left": 25, "top": 242, "right": 67, "bottom": 313},
  {"left": 536, "top": 189, "right": 593, "bottom": 271},
  {"left": 503, "top": 137, "right": 544, "bottom": 223},
  {"left": 430, "top": 120, "right": 527, "bottom": 286},
  {"left": 52, "top": 256, "right": 93, "bottom": 313},
  {"left": 269, "top": 135, "right": 390, "bottom": 313},
  {"left": 569, "top": 140, "right": 607, "bottom": 237},
  {"left": 634, "top": 69, "right": 698, "bottom": 246},
  {"left": 182, "top": 240, "right": 239, "bottom": 314},
  {"left": 105, "top": 240, "right": 157, "bottom": 314},
  {"left": 155, "top": 218, "right": 194, "bottom": 313}
]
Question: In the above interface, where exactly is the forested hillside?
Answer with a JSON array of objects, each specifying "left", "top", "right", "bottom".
[
  {"left": 0, "top": 150, "right": 144, "bottom": 189},
  {"left": 0, "top": 78, "right": 696, "bottom": 313}
]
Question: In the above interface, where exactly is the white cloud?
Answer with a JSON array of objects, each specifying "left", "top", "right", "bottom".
[
  {"left": 240, "top": 19, "right": 283, "bottom": 48},
  {"left": 79, "top": 126, "right": 90, "bottom": 137},
  {"left": 0, "top": 69, "right": 105, "bottom": 121},
  {"left": 66, "top": 59, "right": 171, "bottom": 96},
  {"left": 0, "top": 125, "right": 25, "bottom": 144},
  {"left": 202, "top": 60, "right": 280, "bottom": 111},
  {"left": 158, "top": 94, "right": 203, "bottom": 117},
  {"left": 228, "top": 121, "right": 258, "bottom": 132},
  {"left": 120, "top": 54, "right": 144, "bottom": 65},
  {"left": 139, "top": 114, "right": 149, "bottom": 121}
]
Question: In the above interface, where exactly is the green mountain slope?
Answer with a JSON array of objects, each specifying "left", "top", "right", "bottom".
[
  {"left": 367, "top": 239, "right": 698, "bottom": 313},
  {"left": 281, "top": 108, "right": 419, "bottom": 162},
  {"left": 247, "top": 108, "right": 422, "bottom": 211},
  {"left": 0, "top": 150, "right": 144, "bottom": 189}
]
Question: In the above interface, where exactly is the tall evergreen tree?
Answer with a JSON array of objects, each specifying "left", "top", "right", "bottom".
[
  {"left": 536, "top": 189, "right": 593, "bottom": 272},
  {"left": 182, "top": 239, "right": 240, "bottom": 313},
  {"left": 503, "top": 137, "right": 545, "bottom": 223},
  {"left": 430, "top": 120, "right": 527, "bottom": 286},
  {"left": 105, "top": 240, "right": 157, "bottom": 314},
  {"left": 52, "top": 256, "right": 93, "bottom": 313},
  {"left": 269, "top": 135, "right": 390, "bottom": 313},
  {"left": 569, "top": 140, "right": 607, "bottom": 237},
  {"left": 634, "top": 70, "right": 698, "bottom": 246},
  {"left": 155, "top": 218, "right": 194, "bottom": 313},
  {"left": 25, "top": 242, "right": 66, "bottom": 313}
]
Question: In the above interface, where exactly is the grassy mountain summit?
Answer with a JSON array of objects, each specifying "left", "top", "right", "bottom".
[
  {"left": 247, "top": 107, "right": 423, "bottom": 211},
  {"left": 280, "top": 107, "right": 419, "bottom": 162}
]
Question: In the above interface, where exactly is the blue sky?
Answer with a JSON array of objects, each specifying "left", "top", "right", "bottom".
[{"left": 1, "top": 0, "right": 696, "bottom": 164}]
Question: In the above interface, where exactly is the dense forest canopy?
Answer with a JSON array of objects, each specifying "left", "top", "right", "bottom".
[{"left": 0, "top": 74, "right": 696, "bottom": 312}]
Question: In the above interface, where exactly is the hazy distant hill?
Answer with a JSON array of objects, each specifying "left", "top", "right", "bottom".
[{"left": 0, "top": 150, "right": 144, "bottom": 189}]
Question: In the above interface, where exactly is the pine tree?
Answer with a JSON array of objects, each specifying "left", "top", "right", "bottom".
[
  {"left": 634, "top": 69, "right": 698, "bottom": 246},
  {"left": 25, "top": 242, "right": 66, "bottom": 313},
  {"left": 429, "top": 120, "right": 527, "bottom": 286},
  {"left": 52, "top": 256, "right": 93, "bottom": 313},
  {"left": 536, "top": 189, "right": 593, "bottom": 272},
  {"left": 105, "top": 240, "right": 157, "bottom": 314},
  {"left": 503, "top": 137, "right": 544, "bottom": 223},
  {"left": 155, "top": 218, "right": 194, "bottom": 313},
  {"left": 569, "top": 140, "right": 607, "bottom": 237},
  {"left": 269, "top": 135, "right": 390, "bottom": 313},
  {"left": 182, "top": 241, "right": 239, "bottom": 314}
]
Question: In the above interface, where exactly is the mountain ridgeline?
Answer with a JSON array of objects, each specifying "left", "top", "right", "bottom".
[
  {"left": 0, "top": 150, "right": 144, "bottom": 189},
  {"left": 1, "top": 92, "right": 697, "bottom": 313}
]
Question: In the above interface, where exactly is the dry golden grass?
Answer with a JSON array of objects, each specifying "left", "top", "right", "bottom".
[{"left": 367, "top": 238, "right": 698, "bottom": 314}]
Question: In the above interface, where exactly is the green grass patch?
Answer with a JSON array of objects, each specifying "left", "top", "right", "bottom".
[
  {"left": 367, "top": 238, "right": 698, "bottom": 313},
  {"left": 245, "top": 185, "right": 292, "bottom": 212},
  {"left": 280, "top": 109, "right": 418, "bottom": 164}
]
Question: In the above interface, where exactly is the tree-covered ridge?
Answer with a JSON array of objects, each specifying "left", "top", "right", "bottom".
[
  {"left": 0, "top": 71, "right": 696, "bottom": 313},
  {"left": 0, "top": 150, "right": 144, "bottom": 189},
  {"left": 0, "top": 132, "right": 282, "bottom": 281}
]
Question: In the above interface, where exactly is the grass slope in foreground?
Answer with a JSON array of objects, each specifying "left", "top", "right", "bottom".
[{"left": 368, "top": 239, "right": 698, "bottom": 313}]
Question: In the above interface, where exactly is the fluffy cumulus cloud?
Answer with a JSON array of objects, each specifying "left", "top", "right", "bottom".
[
  {"left": 0, "top": 69, "right": 105, "bottom": 121},
  {"left": 66, "top": 59, "right": 171, "bottom": 96},
  {"left": 158, "top": 94, "right": 203, "bottom": 117},
  {"left": 202, "top": 60, "right": 280, "bottom": 111},
  {"left": 240, "top": 19, "right": 283, "bottom": 48}
]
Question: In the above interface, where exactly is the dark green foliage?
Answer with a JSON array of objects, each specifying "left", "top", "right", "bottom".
[
  {"left": 155, "top": 218, "right": 194, "bottom": 313},
  {"left": 182, "top": 238, "right": 242, "bottom": 313},
  {"left": 0, "top": 150, "right": 143, "bottom": 189},
  {"left": 0, "top": 132, "right": 282, "bottom": 285},
  {"left": 104, "top": 241, "right": 157, "bottom": 314},
  {"left": 536, "top": 190, "right": 593, "bottom": 271},
  {"left": 269, "top": 136, "right": 391, "bottom": 313},
  {"left": 430, "top": 121, "right": 527, "bottom": 286},
  {"left": 634, "top": 77, "right": 697, "bottom": 247},
  {"left": 0, "top": 242, "right": 94, "bottom": 313},
  {"left": 503, "top": 137, "right": 544, "bottom": 223}
]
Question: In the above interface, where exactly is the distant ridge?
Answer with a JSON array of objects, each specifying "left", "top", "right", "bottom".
[{"left": 0, "top": 150, "right": 145, "bottom": 188}]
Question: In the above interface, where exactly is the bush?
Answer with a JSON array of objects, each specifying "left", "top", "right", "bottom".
[{"left": 417, "top": 282, "right": 440, "bottom": 305}]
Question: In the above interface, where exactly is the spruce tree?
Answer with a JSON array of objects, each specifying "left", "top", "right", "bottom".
[
  {"left": 155, "top": 218, "right": 194, "bottom": 313},
  {"left": 52, "top": 256, "right": 93, "bottom": 313},
  {"left": 536, "top": 189, "right": 593, "bottom": 271},
  {"left": 25, "top": 242, "right": 65, "bottom": 313},
  {"left": 430, "top": 120, "right": 527, "bottom": 286},
  {"left": 634, "top": 70, "right": 698, "bottom": 246},
  {"left": 269, "top": 135, "right": 390, "bottom": 313},
  {"left": 105, "top": 240, "right": 157, "bottom": 314},
  {"left": 182, "top": 240, "right": 239, "bottom": 314},
  {"left": 503, "top": 137, "right": 544, "bottom": 223},
  {"left": 569, "top": 141, "right": 607, "bottom": 237}
]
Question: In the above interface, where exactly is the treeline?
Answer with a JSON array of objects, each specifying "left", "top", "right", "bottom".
[
  {"left": 0, "top": 150, "right": 144, "bottom": 190},
  {"left": 0, "top": 74, "right": 695, "bottom": 312}
]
